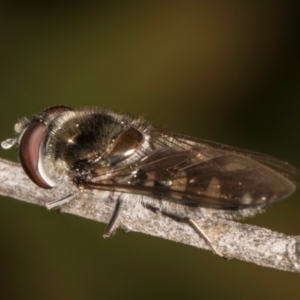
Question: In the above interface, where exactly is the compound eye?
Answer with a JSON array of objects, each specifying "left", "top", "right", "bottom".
[
  {"left": 39, "top": 105, "right": 72, "bottom": 123},
  {"left": 18, "top": 106, "right": 73, "bottom": 189},
  {"left": 18, "top": 121, "right": 51, "bottom": 189}
]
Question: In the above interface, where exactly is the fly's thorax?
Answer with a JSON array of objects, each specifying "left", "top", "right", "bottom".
[{"left": 40, "top": 108, "right": 147, "bottom": 187}]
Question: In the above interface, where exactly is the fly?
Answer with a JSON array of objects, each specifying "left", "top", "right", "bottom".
[{"left": 2, "top": 106, "right": 300, "bottom": 257}]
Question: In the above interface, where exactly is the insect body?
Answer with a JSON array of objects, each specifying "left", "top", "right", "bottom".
[{"left": 2, "top": 106, "right": 300, "bottom": 256}]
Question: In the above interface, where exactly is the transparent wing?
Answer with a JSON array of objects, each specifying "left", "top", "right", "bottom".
[
  {"left": 80, "top": 131, "right": 300, "bottom": 210},
  {"left": 168, "top": 132, "right": 300, "bottom": 185}
]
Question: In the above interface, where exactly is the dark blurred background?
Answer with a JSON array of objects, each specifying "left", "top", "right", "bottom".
[{"left": 0, "top": 1, "right": 300, "bottom": 299}]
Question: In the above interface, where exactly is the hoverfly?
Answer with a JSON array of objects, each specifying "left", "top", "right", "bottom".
[{"left": 2, "top": 106, "right": 300, "bottom": 256}]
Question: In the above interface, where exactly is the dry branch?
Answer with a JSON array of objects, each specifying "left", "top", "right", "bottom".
[{"left": 0, "top": 157, "right": 300, "bottom": 272}]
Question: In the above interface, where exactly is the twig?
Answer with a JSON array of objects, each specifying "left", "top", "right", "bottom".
[{"left": 0, "top": 157, "right": 300, "bottom": 272}]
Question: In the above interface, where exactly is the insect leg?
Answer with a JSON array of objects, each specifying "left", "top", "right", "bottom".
[
  {"left": 145, "top": 209, "right": 227, "bottom": 259},
  {"left": 141, "top": 202, "right": 160, "bottom": 214},
  {"left": 103, "top": 197, "right": 124, "bottom": 238},
  {"left": 187, "top": 218, "right": 225, "bottom": 258},
  {"left": 46, "top": 194, "right": 76, "bottom": 209}
]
